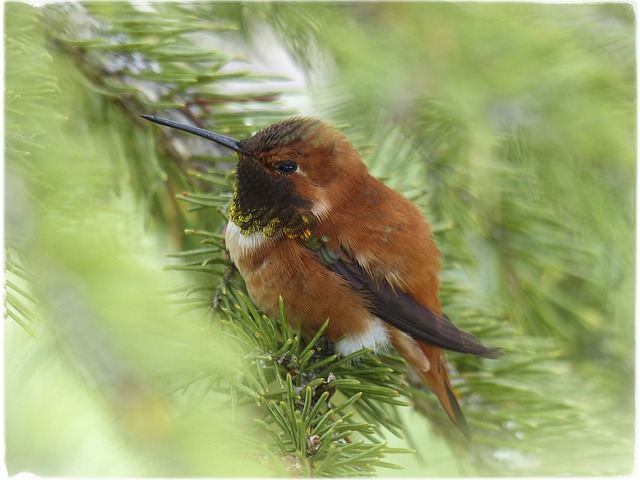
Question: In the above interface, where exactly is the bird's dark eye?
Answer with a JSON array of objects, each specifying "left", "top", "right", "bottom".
[{"left": 274, "top": 160, "right": 298, "bottom": 175}]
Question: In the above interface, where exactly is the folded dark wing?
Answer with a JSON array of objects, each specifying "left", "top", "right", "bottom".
[{"left": 324, "top": 249, "right": 501, "bottom": 358}]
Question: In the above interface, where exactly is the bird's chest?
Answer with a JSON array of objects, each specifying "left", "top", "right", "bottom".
[
  {"left": 224, "top": 220, "right": 297, "bottom": 319},
  {"left": 224, "top": 220, "right": 392, "bottom": 355}
]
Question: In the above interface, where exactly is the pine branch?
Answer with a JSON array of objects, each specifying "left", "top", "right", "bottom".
[{"left": 168, "top": 224, "right": 414, "bottom": 475}]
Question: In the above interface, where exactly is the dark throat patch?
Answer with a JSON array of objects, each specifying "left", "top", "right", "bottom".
[{"left": 229, "top": 157, "right": 315, "bottom": 238}]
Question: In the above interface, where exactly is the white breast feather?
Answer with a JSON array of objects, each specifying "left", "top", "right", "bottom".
[{"left": 225, "top": 221, "right": 273, "bottom": 262}]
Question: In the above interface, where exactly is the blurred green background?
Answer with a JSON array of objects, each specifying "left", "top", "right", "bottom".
[{"left": 5, "top": 1, "right": 635, "bottom": 477}]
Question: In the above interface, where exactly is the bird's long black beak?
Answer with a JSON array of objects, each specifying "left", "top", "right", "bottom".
[{"left": 140, "top": 115, "right": 252, "bottom": 156}]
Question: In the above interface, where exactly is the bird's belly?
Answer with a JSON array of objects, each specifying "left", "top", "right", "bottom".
[{"left": 333, "top": 318, "right": 390, "bottom": 356}]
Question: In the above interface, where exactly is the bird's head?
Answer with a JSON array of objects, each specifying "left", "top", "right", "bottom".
[{"left": 142, "top": 115, "right": 367, "bottom": 239}]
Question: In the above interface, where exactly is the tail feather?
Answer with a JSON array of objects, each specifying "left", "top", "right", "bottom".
[
  {"left": 441, "top": 373, "right": 470, "bottom": 437},
  {"left": 420, "top": 341, "right": 470, "bottom": 438},
  {"left": 389, "top": 329, "right": 470, "bottom": 437}
]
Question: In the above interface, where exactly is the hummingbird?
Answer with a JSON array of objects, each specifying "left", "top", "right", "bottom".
[{"left": 141, "top": 114, "right": 501, "bottom": 435}]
